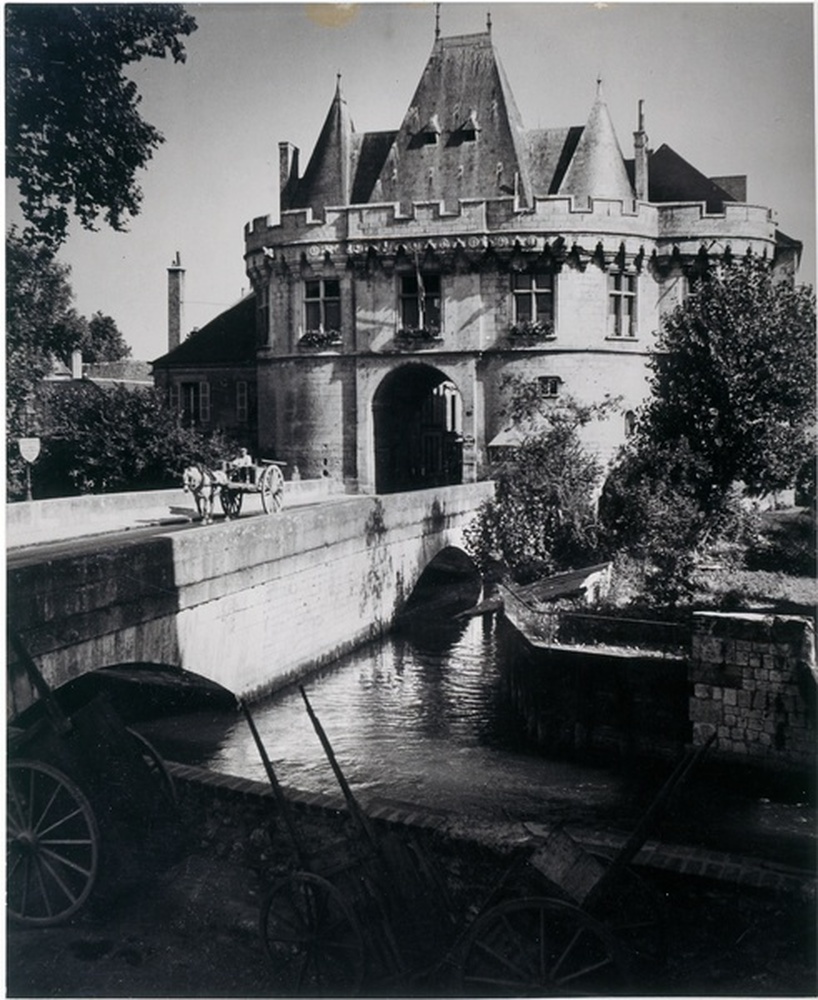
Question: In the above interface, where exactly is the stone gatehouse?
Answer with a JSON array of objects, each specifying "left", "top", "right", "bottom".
[{"left": 154, "top": 20, "right": 801, "bottom": 493}]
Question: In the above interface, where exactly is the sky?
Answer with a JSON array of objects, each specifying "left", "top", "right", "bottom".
[{"left": 6, "top": 2, "right": 816, "bottom": 361}]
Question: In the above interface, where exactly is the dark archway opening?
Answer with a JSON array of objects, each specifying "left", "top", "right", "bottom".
[{"left": 373, "top": 363, "right": 463, "bottom": 493}]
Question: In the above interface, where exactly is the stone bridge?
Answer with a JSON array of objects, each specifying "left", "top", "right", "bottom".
[{"left": 8, "top": 483, "right": 493, "bottom": 717}]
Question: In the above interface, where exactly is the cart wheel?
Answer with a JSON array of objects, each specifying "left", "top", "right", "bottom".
[
  {"left": 261, "top": 465, "right": 284, "bottom": 514},
  {"left": 259, "top": 871, "right": 365, "bottom": 995},
  {"left": 458, "top": 896, "right": 630, "bottom": 996},
  {"left": 7, "top": 759, "right": 100, "bottom": 927},
  {"left": 220, "top": 487, "right": 243, "bottom": 519},
  {"left": 126, "top": 728, "right": 178, "bottom": 806},
  {"left": 587, "top": 855, "right": 668, "bottom": 974}
]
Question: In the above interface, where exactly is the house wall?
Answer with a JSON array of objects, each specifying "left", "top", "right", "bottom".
[{"left": 153, "top": 365, "right": 258, "bottom": 450}]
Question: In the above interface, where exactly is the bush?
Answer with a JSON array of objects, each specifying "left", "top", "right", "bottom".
[
  {"left": 9, "top": 383, "right": 236, "bottom": 499},
  {"left": 464, "top": 391, "right": 607, "bottom": 581},
  {"left": 744, "top": 509, "right": 816, "bottom": 577}
]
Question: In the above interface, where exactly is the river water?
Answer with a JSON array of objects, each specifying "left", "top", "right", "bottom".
[{"left": 137, "top": 589, "right": 815, "bottom": 862}]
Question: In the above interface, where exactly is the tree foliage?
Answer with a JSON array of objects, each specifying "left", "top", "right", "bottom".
[
  {"left": 6, "top": 229, "right": 84, "bottom": 434},
  {"left": 81, "top": 312, "right": 132, "bottom": 362},
  {"left": 20, "top": 383, "right": 230, "bottom": 498},
  {"left": 6, "top": 4, "right": 197, "bottom": 247},
  {"left": 643, "top": 256, "right": 815, "bottom": 500},
  {"left": 599, "top": 256, "right": 814, "bottom": 604},
  {"left": 465, "top": 380, "right": 616, "bottom": 582}
]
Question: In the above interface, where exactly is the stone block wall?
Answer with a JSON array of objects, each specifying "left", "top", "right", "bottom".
[{"left": 689, "top": 613, "right": 816, "bottom": 770}]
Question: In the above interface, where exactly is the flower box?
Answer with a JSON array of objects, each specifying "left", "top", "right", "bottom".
[
  {"left": 508, "top": 321, "right": 555, "bottom": 341},
  {"left": 298, "top": 330, "right": 342, "bottom": 349}
]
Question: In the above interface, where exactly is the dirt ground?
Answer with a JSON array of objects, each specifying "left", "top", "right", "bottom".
[{"left": 7, "top": 834, "right": 816, "bottom": 998}]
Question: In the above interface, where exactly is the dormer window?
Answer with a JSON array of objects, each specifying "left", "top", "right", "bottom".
[
  {"left": 459, "top": 109, "right": 480, "bottom": 142},
  {"left": 421, "top": 113, "right": 441, "bottom": 145}
]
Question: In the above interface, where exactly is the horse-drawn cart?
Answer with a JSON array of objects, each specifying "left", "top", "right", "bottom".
[
  {"left": 183, "top": 459, "right": 285, "bottom": 523},
  {"left": 219, "top": 460, "right": 285, "bottom": 519},
  {"left": 242, "top": 688, "right": 715, "bottom": 995}
]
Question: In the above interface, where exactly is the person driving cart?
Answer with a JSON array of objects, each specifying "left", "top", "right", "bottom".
[{"left": 230, "top": 447, "right": 254, "bottom": 482}]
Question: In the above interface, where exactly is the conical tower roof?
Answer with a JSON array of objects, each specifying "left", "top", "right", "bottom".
[
  {"left": 373, "top": 31, "right": 532, "bottom": 208},
  {"left": 292, "top": 75, "right": 354, "bottom": 214},
  {"left": 558, "top": 81, "right": 633, "bottom": 203}
]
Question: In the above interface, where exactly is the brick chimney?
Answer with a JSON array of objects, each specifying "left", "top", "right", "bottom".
[{"left": 167, "top": 251, "right": 185, "bottom": 352}]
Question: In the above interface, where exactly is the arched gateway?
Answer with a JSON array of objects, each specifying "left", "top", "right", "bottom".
[{"left": 373, "top": 363, "right": 463, "bottom": 494}]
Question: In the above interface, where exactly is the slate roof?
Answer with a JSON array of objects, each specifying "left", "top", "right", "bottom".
[
  {"left": 557, "top": 83, "right": 634, "bottom": 203},
  {"left": 289, "top": 30, "right": 760, "bottom": 217},
  {"left": 289, "top": 77, "right": 354, "bottom": 214},
  {"left": 152, "top": 294, "right": 256, "bottom": 367},
  {"left": 642, "top": 144, "right": 738, "bottom": 213}
]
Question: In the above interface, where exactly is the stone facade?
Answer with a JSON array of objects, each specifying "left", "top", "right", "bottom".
[
  {"left": 241, "top": 28, "right": 800, "bottom": 493},
  {"left": 154, "top": 26, "right": 800, "bottom": 494},
  {"left": 689, "top": 612, "right": 816, "bottom": 771}
]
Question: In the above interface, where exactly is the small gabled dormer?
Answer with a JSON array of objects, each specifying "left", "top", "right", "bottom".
[
  {"left": 457, "top": 109, "right": 480, "bottom": 142},
  {"left": 420, "top": 113, "right": 442, "bottom": 145}
]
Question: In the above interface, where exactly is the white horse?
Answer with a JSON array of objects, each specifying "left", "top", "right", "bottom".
[{"left": 182, "top": 464, "right": 228, "bottom": 524}]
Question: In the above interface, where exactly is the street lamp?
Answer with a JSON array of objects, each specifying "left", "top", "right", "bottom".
[{"left": 18, "top": 437, "right": 41, "bottom": 502}]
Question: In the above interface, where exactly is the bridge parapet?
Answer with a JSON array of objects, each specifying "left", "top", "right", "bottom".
[{"left": 8, "top": 483, "right": 493, "bottom": 716}]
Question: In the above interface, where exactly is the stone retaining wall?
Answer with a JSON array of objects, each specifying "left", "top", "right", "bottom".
[{"left": 689, "top": 612, "right": 816, "bottom": 770}]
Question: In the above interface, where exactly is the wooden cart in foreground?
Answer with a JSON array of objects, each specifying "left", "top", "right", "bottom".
[
  {"left": 6, "top": 634, "right": 180, "bottom": 927},
  {"left": 219, "top": 460, "right": 285, "bottom": 519},
  {"left": 241, "top": 689, "right": 715, "bottom": 996}
]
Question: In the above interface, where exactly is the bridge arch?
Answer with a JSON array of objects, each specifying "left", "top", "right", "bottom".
[
  {"left": 372, "top": 362, "right": 464, "bottom": 494},
  {"left": 9, "top": 485, "right": 493, "bottom": 709}
]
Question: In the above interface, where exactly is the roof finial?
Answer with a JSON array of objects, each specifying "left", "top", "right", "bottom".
[
  {"left": 596, "top": 74, "right": 603, "bottom": 96},
  {"left": 435, "top": 2, "right": 440, "bottom": 39},
  {"left": 487, "top": 9, "right": 492, "bottom": 32}
]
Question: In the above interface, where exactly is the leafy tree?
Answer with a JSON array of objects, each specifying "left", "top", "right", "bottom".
[
  {"left": 81, "top": 312, "right": 132, "bottom": 362},
  {"left": 465, "top": 379, "right": 616, "bottom": 582},
  {"left": 643, "top": 256, "right": 815, "bottom": 501},
  {"left": 6, "top": 229, "right": 85, "bottom": 435},
  {"left": 598, "top": 438, "right": 715, "bottom": 604},
  {"left": 6, "top": 4, "right": 197, "bottom": 247},
  {"left": 28, "top": 383, "right": 231, "bottom": 497}
]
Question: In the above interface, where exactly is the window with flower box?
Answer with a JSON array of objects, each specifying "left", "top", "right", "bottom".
[{"left": 511, "top": 271, "right": 555, "bottom": 337}]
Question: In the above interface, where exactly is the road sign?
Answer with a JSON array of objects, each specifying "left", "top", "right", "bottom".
[{"left": 18, "top": 437, "right": 41, "bottom": 463}]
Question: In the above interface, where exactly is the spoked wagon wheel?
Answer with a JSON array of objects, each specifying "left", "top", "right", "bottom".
[
  {"left": 458, "top": 896, "right": 630, "bottom": 996},
  {"left": 7, "top": 759, "right": 100, "bottom": 927},
  {"left": 126, "top": 728, "right": 178, "bottom": 806},
  {"left": 220, "top": 487, "right": 243, "bottom": 519},
  {"left": 259, "top": 871, "right": 365, "bottom": 995},
  {"left": 261, "top": 465, "right": 284, "bottom": 514}
]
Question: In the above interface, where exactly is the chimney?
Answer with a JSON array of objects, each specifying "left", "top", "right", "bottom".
[
  {"left": 71, "top": 349, "right": 83, "bottom": 380},
  {"left": 279, "top": 142, "right": 300, "bottom": 210},
  {"left": 633, "top": 99, "right": 649, "bottom": 202},
  {"left": 167, "top": 251, "right": 185, "bottom": 352}
]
